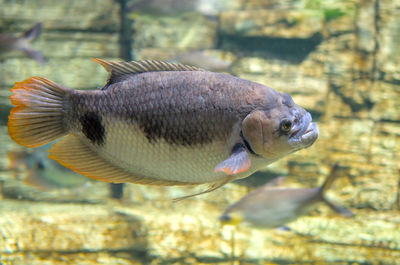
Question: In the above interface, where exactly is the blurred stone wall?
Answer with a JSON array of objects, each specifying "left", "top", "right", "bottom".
[{"left": 0, "top": 0, "right": 399, "bottom": 264}]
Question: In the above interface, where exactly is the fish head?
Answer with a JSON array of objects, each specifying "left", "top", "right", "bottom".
[
  {"left": 219, "top": 211, "right": 244, "bottom": 226},
  {"left": 242, "top": 93, "right": 318, "bottom": 160}
]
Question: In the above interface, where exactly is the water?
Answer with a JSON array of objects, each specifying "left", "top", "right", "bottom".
[{"left": 0, "top": 0, "right": 399, "bottom": 264}]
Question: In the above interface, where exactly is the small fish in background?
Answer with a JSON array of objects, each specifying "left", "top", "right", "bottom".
[
  {"left": 172, "top": 50, "right": 234, "bottom": 73},
  {"left": 8, "top": 58, "right": 318, "bottom": 199},
  {"left": 7, "top": 146, "right": 88, "bottom": 191},
  {"left": 137, "top": 49, "right": 235, "bottom": 73},
  {"left": 127, "top": 0, "right": 227, "bottom": 17},
  {"left": 219, "top": 164, "right": 353, "bottom": 228},
  {"left": 0, "top": 22, "right": 46, "bottom": 65}
]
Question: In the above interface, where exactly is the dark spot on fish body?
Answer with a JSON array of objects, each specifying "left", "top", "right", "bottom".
[
  {"left": 139, "top": 109, "right": 218, "bottom": 146},
  {"left": 80, "top": 112, "right": 105, "bottom": 145}
]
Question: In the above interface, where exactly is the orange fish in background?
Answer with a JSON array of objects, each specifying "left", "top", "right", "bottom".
[
  {"left": 0, "top": 22, "right": 45, "bottom": 65},
  {"left": 8, "top": 59, "right": 318, "bottom": 198}
]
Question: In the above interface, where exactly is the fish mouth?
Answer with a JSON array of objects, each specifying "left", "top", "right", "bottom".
[
  {"left": 290, "top": 122, "right": 317, "bottom": 139},
  {"left": 290, "top": 128, "right": 301, "bottom": 138},
  {"left": 301, "top": 122, "right": 318, "bottom": 138},
  {"left": 300, "top": 122, "right": 319, "bottom": 145},
  {"left": 288, "top": 112, "right": 319, "bottom": 147}
]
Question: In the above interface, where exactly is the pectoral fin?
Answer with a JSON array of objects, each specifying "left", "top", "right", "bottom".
[{"left": 214, "top": 143, "right": 251, "bottom": 175}]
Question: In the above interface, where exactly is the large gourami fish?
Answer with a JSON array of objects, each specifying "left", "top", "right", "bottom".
[
  {"left": 8, "top": 59, "right": 319, "bottom": 197},
  {"left": 219, "top": 164, "right": 353, "bottom": 228}
]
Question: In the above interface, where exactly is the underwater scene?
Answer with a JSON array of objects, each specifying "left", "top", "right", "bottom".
[{"left": 0, "top": 0, "right": 399, "bottom": 264}]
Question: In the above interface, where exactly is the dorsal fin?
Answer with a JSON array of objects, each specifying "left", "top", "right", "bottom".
[{"left": 92, "top": 58, "right": 205, "bottom": 90}]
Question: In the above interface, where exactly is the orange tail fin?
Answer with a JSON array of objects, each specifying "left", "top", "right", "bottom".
[{"left": 8, "top": 77, "right": 69, "bottom": 147}]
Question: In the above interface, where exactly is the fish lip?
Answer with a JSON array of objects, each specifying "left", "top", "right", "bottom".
[
  {"left": 289, "top": 128, "right": 301, "bottom": 138},
  {"left": 303, "top": 123, "right": 317, "bottom": 135},
  {"left": 300, "top": 122, "right": 319, "bottom": 144}
]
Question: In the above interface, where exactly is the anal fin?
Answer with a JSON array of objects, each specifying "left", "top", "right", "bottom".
[
  {"left": 173, "top": 175, "right": 234, "bottom": 202},
  {"left": 48, "top": 135, "right": 188, "bottom": 186}
]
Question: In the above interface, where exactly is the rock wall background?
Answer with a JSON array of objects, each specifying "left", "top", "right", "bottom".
[{"left": 0, "top": 0, "right": 399, "bottom": 264}]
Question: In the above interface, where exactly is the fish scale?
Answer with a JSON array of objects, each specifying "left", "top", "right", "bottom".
[
  {"left": 100, "top": 119, "right": 229, "bottom": 183},
  {"left": 62, "top": 71, "right": 250, "bottom": 183}
]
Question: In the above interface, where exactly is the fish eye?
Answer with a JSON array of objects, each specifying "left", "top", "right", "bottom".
[
  {"left": 37, "top": 161, "right": 45, "bottom": 169},
  {"left": 280, "top": 119, "right": 292, "bottom": 133}
]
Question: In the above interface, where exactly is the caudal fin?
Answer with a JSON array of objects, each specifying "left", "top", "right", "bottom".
[
  {"left": 319, "top": 163, "right": 354, "bottom": 217},
  {"left": 22, "top": 48, "right": 46, "bottom": 65},
  {"left": 8, "top": 77, "right": 69, "bottom": 148},
  {"left": 319, "top": 163, "right": 340, "bottom": 196},
  {"left": 21, "top": 22, "right": 42, "bottom": 41}
]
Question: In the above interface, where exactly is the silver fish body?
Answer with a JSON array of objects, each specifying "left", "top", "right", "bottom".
[
  {"left": 8, "top": 59, "right": 318, "bottom": 193},
  {"left": 7, "top": 146, "right": 88, "bottom": 190},
  {"left": 222, "top": 187, "right": 321, "bottom": 227},
  {"left": 220, "top": 164, "right": 353, "bottom": 228},
  {"left": 127, "top": 0, "right": 227, "bottom": 17},
  {"left": 0, "top": 22, "right": 45, "bottom": 64},
  {"left": 172, "top": 50, "right": 233, "bottom": 72}
]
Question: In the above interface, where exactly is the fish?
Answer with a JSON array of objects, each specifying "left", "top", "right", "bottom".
[
  {"left": 7, "top": 146, "right": 88, "bottom": 190},
  {"left": 172, "top": 50, "right": 234, "bottom": 73},
  {"left": 128, "top": 0, "right": 199, "bottom": 16},
  {"left": 137, "top": 49, "right": 234, "bottom": 73},
  {"left": 0, "top": 22, "right": 45, "bottom": 65},
  {"left": 219, "top": 164, "right": 353, "bottom": 228},
  {"left": 8, "top": 58, "right": 319, "bottom": 198},
  {"left": 127, "top": 0, "right": 229, "bottom": 17}
]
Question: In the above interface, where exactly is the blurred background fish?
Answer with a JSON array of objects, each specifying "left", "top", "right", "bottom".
[
  {"left": 0, "top": 22, "right": 45, "bottom": 65},
  {"left": 138, "top": 49, "right": 236, "bottom": 74},
  {"left": 127, "top": 0, "right": 235, "bottom": 18},
  {"left": 7, "top": 145, "right": 89, "bottom": 191},
  {"left": 172, "top": 50, "right": 234, "bottom": 73},
  {"left": 219, "top": 164, "right": 353, "bottom": 228}
]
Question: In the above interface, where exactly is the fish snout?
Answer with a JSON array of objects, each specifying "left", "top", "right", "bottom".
[
  {"left": 287, "top": 111, "right": 318, "bottom": 148},
  {"left": 300, "top": 122, "right": 319, "bottom": 146},
  {"left": 219, "top": 212, "right": 244, "bottom": 226},
  {"left": 219, "top": 214, "right": 232, "bottom": 223}
]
